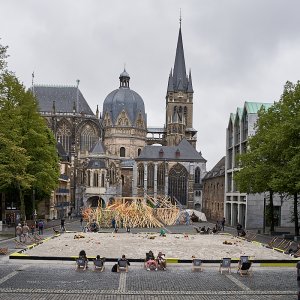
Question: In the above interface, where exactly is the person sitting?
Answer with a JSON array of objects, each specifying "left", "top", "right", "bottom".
[
  {"left": 117, "top": 254, "right": 130, "bottom": 272},
  {"left": 93, "top": 254, "right": 105, "bottom": 271},
  {"left": 206, "top": 227, "right": 211, "bottom": 234},
  {"left": 156, "top": 251, "right": 166, "bottom": 270},
  {"left": 160, "top": 229, "right": 166, "bottom": 237},
  {"left": 212, "top": 227, "right": 217, "bottom": 234},
  {"left": 78, "top": 249, "right": 88, "bottom": 269},
  {"left": 240, "top": 229, "right": 246, "bottom": 237},
  {"left": 145, "top": 250, "right": 158, "bottom": 271}
]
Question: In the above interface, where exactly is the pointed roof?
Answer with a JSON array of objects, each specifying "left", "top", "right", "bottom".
[
  {"left": 167, "top": 69, "right": 174, "bottom": 92},
  {"left": 173, "top": 27, "right": 187, "bottom": 91},
  {"left": 187, "top": 70, "right": 193, "bottom": 93},
  {"left": 90, "top": 139, "right": 106, "bottom": 155}
]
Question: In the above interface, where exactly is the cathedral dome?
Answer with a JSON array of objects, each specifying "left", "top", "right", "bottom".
[{"left": 102, "top": 70, "right": 147, "bottom": 128}]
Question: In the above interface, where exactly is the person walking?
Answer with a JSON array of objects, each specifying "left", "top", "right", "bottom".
[
  {"left": 60, "top": 218, "right": 65, "bottom": 232},
  {"left": 16, "top": 223, "right": 23, "bottom": 242},
  {"left": 221, "top": 217, "right": 225, "bottom": 231},
  {"left": 38, "top": 220, "right": 44, "bottom": 235},
  {"left": 80, "top": 217, "right": 83, "bottom": 227},
  {"left": 22, "top": 223, "right": 30, "bottom": 242}
]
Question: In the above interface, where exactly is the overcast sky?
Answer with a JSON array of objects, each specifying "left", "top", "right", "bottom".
[{"left": 1, "top": 0, "right": 300, "bottom": 169}]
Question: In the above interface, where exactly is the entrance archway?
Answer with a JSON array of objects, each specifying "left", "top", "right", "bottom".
[{"left": 87, "top": 196, "right": 105, "bottom": 208}]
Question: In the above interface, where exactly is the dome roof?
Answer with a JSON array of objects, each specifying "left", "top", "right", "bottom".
[
  {"left": 103, "top": 84, "right": 146, "bottom": 127},
  {"left": 119, "top": 70, "right": 130, "bottom": 78}
]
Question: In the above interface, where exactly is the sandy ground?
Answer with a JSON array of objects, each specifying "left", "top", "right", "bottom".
[{"left": 24, "top": 232, "right": 291, "bottom": 260}]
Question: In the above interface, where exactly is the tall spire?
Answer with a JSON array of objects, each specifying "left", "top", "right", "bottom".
[{"left": 173, "top": 23, "right": 187, "bottom": 91}]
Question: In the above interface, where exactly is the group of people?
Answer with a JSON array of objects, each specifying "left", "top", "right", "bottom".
[
  {"left": 16, "top": 220, "right": 44, "bottom": 242},
  {"left": 145, "top": 250, "right": 166, "bottom": 271}
]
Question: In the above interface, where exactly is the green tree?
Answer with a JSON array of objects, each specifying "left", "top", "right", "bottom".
[
  {"left": 0, "top": 43, "right": 59, "bottom": 220},
  {"left": 235, "top": 81, "right": 300, "bottom": 235}
]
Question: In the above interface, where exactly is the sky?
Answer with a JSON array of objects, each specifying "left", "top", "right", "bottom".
[{"left": 1, "top": 0, "right": 300, "bottom": 170}]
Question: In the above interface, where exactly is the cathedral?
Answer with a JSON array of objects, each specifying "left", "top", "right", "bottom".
[{"left": 33, "top": 24, "right": 207, "bottom": 218}]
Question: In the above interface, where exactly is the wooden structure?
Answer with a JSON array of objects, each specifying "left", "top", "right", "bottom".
[{"left": 82, "top": 196, "right": 180, "bottom": 228}]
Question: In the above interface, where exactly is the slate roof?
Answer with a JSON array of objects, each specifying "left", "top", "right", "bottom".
[
  {"left": 33, "top": 85, "right": 95, "bottom": 116},
  {"left": 90, "top": 140, "right": 106, "bottom": 155},
  {"left": 136, "top": 139, "right": 206, "bottom": 162},
  {"left": 87, "top": 159, "right": 106, "bottom": 169},
  {"left": 168, "top": 26, "right": 193, "bottom": 93},
  {"left": 203, "top": 156, "right": 225, "bottom": 180},
  {"left": 56, "top": 142, "right": 68, "bottom": 162},
  {"left": 147, "top": 127, "right": 165, "bottom": 133},
  {"left": 121, "top": 159, "right": 135, "bottom": 168},
  {"left": 103, "top": 84, "right": 146, "bottom": 126}
]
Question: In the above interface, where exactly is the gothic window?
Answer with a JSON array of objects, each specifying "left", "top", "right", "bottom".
[
  {"left": 121, "top": 175, "right": 124, "bottom": 186},
  {"left": 93, "top": 172, "right": 99, "bottom": 187},
  {"left": 138, "top": 148, "right": 141, "bottom": 156},
  {"left": 157, "top": 163, "right": 165, "bottom": 189},
  {"left": 109, "top": 163, "right": 116, "bottom": 185},
  {"left": 87, "top": 170, "right": 91, "bottom": 186},
  {"left": 184, "top": 107, "right": 187, "bottom": 124},
  {"left": 168, "top": 163, "right": 188, "bottom": 205},
  {"left": 136, "top": 113, "right": 144, "bottom": 128},
  {"left": 147, "top": 163, "right": 154, "bottom": 189},
  {"left": 137, "top": 163, "right": 144, "bottom": 187},
  {"left": 120, "top": 147, "right": 126, "bottom": 157},
  {"left": 195, "top": 167, "right": 201, "bottom": 184},
  {"left": 80, "top": 124, "right": 98, "bottom": 153},
  {"left": 101, "top": 173, "right": 105, "bottom": 187},
  {"left": 57, "top": 120, "right": 72, "bottom": 153},
  {"left": 178, "top": 106, "right": 182, "bottom": 122}
]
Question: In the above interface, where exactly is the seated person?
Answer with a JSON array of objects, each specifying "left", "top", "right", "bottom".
[
  {"left": 93, "top": 254, "right": 105, "bottom": 270},
  {"left": 79, "top": 250, "right": 88, "bottom": 268},
  {"left": 200, "top": 226, "right": 206, "bottom": 234},
  {"left": 212, "top": 227, "right": 217, "bottom": 234},
  {"left": 145, "top": 250, "right": 158, "bottom": 271},
  {"left": 240, "top": 229, "right": 246, "bottom": 237},
  {"left": 118, "top": 254, "right": 130, "bottom": 266},
  {"left": 160, "top": 229, "right": 166, "bottom": 237},
  {"left": 206, "top": 227, "right": 211, "bottom": 234},
  {"left": 156, "top": 251, "right": 166, "bottom": 270}
]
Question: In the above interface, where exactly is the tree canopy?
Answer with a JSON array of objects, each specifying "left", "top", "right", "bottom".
[
  {"left": 0, "top": 43, "right": 59, "bottom": 220},
  {"left": 235, "top": 81, "right": 300, "bottom": 234}
]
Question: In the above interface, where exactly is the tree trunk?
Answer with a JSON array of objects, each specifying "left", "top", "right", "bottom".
[
  {"left": 294, "top": 193, "right": 299, "bottom": 236},
  {"left": 269, "top": 190, "right": 275, "bottom": 233},
  {"left": 17, "top": 182, "right": 26, "bottom": 221}
]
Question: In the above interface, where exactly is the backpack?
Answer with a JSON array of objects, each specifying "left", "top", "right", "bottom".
[
  {"left": 111, "top": 264, "right": 118, "bottom": 272},
  {"left": 38, "top": 221, "right": 43, "bottom": 228}
]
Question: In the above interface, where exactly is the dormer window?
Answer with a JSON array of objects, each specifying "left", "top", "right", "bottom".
[{"left": 159, "top": 149, "right": 164, "bottom": 158}]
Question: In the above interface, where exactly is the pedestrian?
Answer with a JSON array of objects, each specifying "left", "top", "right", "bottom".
[
  {"left": 112, "top": 217, "right": 116, "bottom": 229},
  {"left": 236, "top": 223, "right": 242, "bottom": 236},
  {"left": 60, "top": 218, "right": 65, "bottom": 231},
  {"left": 22, "top": 223, "right": 30, "bottom": 242},
  {"left": 30, "top": 224, "right": 35, "bottom": 235},
  {"left": 221, "top": 217, "right": 225, "bottom": 231},
  {"left": 80, "top": 217, "right": 83, "bottom": 227},
  {"left": 38, "top": 220, "right": 44, "bottom": 235},
  {"left": 16, "top": 223, "right": 23, "bottom": 242}
]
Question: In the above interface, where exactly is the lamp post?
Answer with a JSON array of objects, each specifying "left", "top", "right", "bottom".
[{"left": 263, "top": 196, "right": 266, "bottom": 234}]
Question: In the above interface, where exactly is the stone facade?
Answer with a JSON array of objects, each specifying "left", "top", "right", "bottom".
[{"left": 202, "top": 157, "right": 225, "bottom": 222}]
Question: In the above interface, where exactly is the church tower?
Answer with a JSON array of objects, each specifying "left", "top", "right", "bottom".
[{"left": 165, "top": 21, "right": 197, "bottom": 147}]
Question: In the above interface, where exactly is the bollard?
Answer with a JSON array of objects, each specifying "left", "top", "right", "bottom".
[{"left": 297, "top": 261, "right": 300, "bottom": 299}]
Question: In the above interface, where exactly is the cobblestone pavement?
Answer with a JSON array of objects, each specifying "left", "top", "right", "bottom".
[{"left": 0, "top": 260, "right": 297, "bottom": 300}]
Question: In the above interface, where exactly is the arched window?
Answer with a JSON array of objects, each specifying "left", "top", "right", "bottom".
[
  {"left": 195, "top": 167, "right": 201, "bottom": 184},
  {"left": 101, "top": 173, "right": 105, "bottom": 187},
  {"left": 137, "top": 164, "right": 144, "bottom": 187},
  {"left": 120, "top": 147, "right": 126, "bottom": 157},
  {"left": 93, "top": 172, "right": 99, "bottom": 187},
  {"left": 168, "top": 163, "right": 188, "bottom": 205},
  {"left": 157, "top": 163, "right": 165, "bottom": 190},
  {"left": 147, "top": 164, "right": 154, "bottom": 189},
  {"left": 138, "top": 148, "right": 141, "bottom": 156},
  {"left": 80, "top": 124, "right": 98, "bottom": 153},
  {"left": 184, "top": 106, "right": 187, "bottom": 122},
  {"left": 109, "top": 163, "right": 116, "bottom": 185},
  {"left": 57, "top": 120, "right": 72, "bottom": 153},
  {"left": 87, "top": 170, "right": 91, "bottom": 186}
]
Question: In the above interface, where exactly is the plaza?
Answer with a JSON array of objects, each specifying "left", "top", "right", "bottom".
[{"left": 0, "top": 220, "right": 298, "bottom": 299}]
